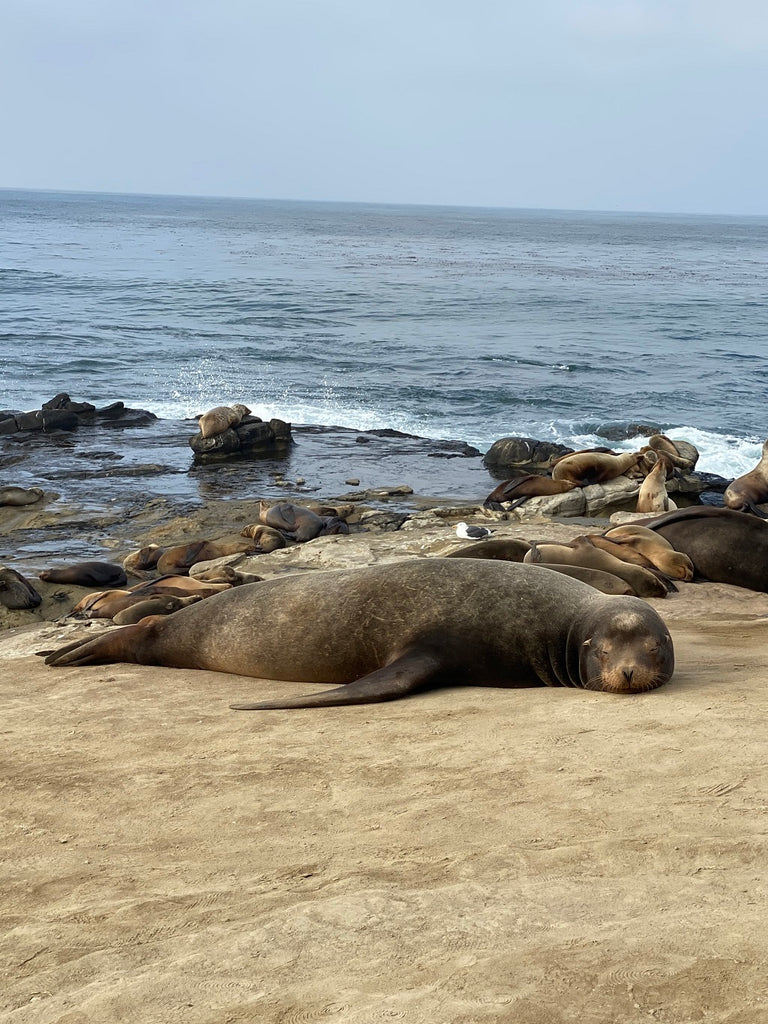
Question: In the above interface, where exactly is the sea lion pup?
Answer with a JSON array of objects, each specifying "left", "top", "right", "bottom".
[
  {"left": 240, "top": 524, "right": 287, "bottom": 551},
  {"left": 156, "top": 537, "right": 258, "bottom": 576},
  {"left": 524, "top": 538, "right": 674, "bottom": 597},
  {"left": 0, "top": 486, "right": 44, "bottom": 507},
  {"left": 724, "top": 439, "right": 768, "bottom": 518},
  {"left": 38, "top": 561, "right": 128, "bottom": 588},
  {"left": 445, "top": 538, "right": 531, "bottom": 561},
  {"left": 602, "top": 525, "right": 694, "bottom": 581},
  {"left": 640, "top": 506, "right": 768, "bottom": 592},
  {"left": 197, "top": 403, "right": 251, "bottom": 439},
  {"left": 551, "top": 450, "right": 646, "bottom": 486},
  {"left": 483, "top": 475, "right": 578, "bottom": 510},
  {"left": 0, "top": 567, "right": 43, "bottom": 609},
  {"left": 122, "top": 544, "right": 165, "bottom": 578},
  {"left": 43, "top": 559, "right": 674, "bottom": 706},
  {"left": 636, "top": 453, "right": 678, "bottom": 514},
  {"left": 112, "top": 595, "right": 203, "bottom": 625},
  {"left": 259, "top": 500, "right": 326, "bottom": 542}
]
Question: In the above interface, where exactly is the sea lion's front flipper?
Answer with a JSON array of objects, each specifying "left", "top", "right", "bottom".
[{"left": 230, "top": 648, "right": 444, "bottom": 711}]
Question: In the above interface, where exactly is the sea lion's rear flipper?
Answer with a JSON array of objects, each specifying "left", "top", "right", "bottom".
[
  {"left": 41, "top": 624, "right": 145, "bottom": 667},
  {"left": 230, "top": 648, "right": 444, "bottom": 711}
]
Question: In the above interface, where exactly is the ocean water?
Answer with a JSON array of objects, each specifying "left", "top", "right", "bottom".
[{"left": 2, "top": 188, "right": 768, "bottom": 481}]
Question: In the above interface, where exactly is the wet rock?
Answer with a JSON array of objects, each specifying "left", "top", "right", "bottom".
[
  {"left": 190, "top": 428, "right": 242, "bottom": 456},
  {"left": 597, "top": 422, "right": 662, "bottom": 441},
  {"left": 235, "top": 421, "right": 276, "bottom": 447},
  {"left": 41, "top": 409, "right": 79, "bottom": 432},
  {"left": 484, "top": 436, "right": 573, "bottom": 475}
]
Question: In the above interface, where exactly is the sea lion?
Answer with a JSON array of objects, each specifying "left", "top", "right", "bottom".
[
  {"left": 191, "top": 565, "right": 264, "bottom": 586},
  {"left": 259, "top": 501, "right": 326, "bottom": 542},
  {"left": 112, "top": 595, "right": 203, "bottom": 625},
  {"left": 483, "top": 475, "right": 578, "bottom": 510},
  {"left": 445, "top": 538, "right": 531, "bottom": 561},
  {"left": 156, "top": 538, "right": 258, "bottom": 576},
  {"left": 43, "top": 560, "right": 674, "bottom": 707},
  {"left": 39, "top": 562, "right": 128, "bottom": 587},
  {"left": 551, "top": 451, "right": 646, "bottom": 486},
  {"left": 0, "top": 567, "right": 42, "bottom": 609},
  {"left": 636, "top": 453, "right": 677, "bottom": 514},
  {"left": 523, "top": 538, "right": 674, "bottom": 597},
  {"left": 647, "top": 434, "right": 698, "bottom": 473},
  {"left": 602, "top": 525, "right": 694, "bottom": 581},
  {"left": 640, "top": 506, "right": 768, "bottom": 591},
  {"left": 0, "top": 486, "right": 44, "bottom": 507},
  {"left": 239, "top": 524, "right": 287, "bottom": 551},
  {"left": 723, "top": 439, "right": 768, "bottom": 518},
  {"left": 71, "top": 576, "right": 233, "bottom": 619},
  {"left": 122, "top": 544, "right": 165, "bottom": 577},
  {"left": 197, "top": 403, "right": 251, "bottom": 439}
]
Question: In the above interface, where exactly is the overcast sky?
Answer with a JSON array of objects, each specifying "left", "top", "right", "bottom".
[{"left": 2, "top": 0, "right": 767, "bottom": 214}]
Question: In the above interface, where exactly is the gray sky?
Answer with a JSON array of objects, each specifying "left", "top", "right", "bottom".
[{"left": 3, "top": 0, "right": 767, "bottom": 214}]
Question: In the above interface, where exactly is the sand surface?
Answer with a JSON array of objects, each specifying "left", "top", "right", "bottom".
[{"left": 2, "top": 521, "right": 768, "bottom": 1023}]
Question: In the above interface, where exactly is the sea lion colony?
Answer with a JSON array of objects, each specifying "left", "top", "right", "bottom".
[{"left": 4, "top": 414, "right": 768, "bottom": 710}]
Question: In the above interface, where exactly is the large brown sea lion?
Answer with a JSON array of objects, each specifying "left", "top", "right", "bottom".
[
  {"left": 39, "top": 562, "right": 128, "bottom": 587},
  {"left": 640, "top": 506, "right": 768, "bottom": 591},
  {"left": 0, "top": 567, "right": 42, "bottom": 609},
  {"left": 43, "top": 560, "right": 674, "bottom": 708},
  {"left": 723, "top": 440, "right": 768, "bottom": 518},
  {"left": 259, "top": 501, "right": 326, "bottom": 542},
  {"left": 197, "top": 403, "right": 251, "bottom": 439}
]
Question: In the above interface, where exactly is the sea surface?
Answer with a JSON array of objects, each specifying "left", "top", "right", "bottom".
[{"left": 2, "top": 188, "right": 768, "bottom": 509}]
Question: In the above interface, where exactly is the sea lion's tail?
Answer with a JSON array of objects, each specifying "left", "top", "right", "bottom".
[{"left": 40, "top": 624, "right": 146, "bottom": 667}]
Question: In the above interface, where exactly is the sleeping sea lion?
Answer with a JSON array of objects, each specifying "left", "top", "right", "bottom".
[
  {"left": 0, "top": 486, "right": 44, "bottom": 507},
  {"left": 259, "top": 501, "right": 326, "bottom": 542},
  {"left": 39, "top": 562, "right": 128, "bottom": 587},
  {"left": 551, "top": 451, "right": 646, "bottom": 486},
  {"left": 640, "top": 506, "right": 768, "bottom": 591},
  {"left": 197, "top": 403, "right": 251, "bottom": 439},
  {"left": 156, "top": 538, "right": 258, "bottom": 576},
  {"left": 43, "top": 559, "right": 675, "bottom": 708},
  {"left": 0, "top": 567, "right": 43, "bottom": 609},
  {"left": 483, "top": 476, "right": 578, "bottom": 510},
  {"left": 524, "top": 538, "right": 674, "bottom": 597}
]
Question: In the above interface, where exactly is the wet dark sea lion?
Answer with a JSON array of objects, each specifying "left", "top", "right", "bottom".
[
  {"left": 39, "top": 561, "right": 128, "bottom": 587},
  {"left": 483, "top": 475, "right": 577, "bottom": 510},
  {"left": 641, "top": 506, "right": 768, "bottom": 591},
  {"left": 445, "top": 538, "right": 531, "bottom": 561},
  {"left": 44, "top": 560, "right": 674, "bottom": 709},
  {"left": 0, "top": 567, "right": 42, "bottom": 609}
]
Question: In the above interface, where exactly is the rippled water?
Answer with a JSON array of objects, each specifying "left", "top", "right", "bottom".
[{"left": 2, "top": 189, "right": 768, "bottom": 479}]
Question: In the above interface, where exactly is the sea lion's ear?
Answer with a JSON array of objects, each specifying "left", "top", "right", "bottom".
[{"left": 582, "top": 638, "right": 592, "bottom": 647}]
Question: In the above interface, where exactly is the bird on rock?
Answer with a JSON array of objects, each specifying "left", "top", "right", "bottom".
[{"left": 456, "top": 521, "right": 494, "bottom": 540}]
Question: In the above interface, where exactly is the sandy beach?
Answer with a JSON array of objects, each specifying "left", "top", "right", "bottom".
[{"left": 2, "top": 504, "right": 768, "bottom": 1023}]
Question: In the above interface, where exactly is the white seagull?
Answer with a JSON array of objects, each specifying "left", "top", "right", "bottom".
[{"left": 456, "top": 521, "right": 494, "bottom": 540}]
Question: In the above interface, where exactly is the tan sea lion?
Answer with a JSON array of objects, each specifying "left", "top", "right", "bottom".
[
  {"left": 724, "top": 439, "right": 768, "bottom": 518},
  {"left": 156, "top": 538, "right": 258, "bottom": 576},
  {"left": 647, "top": 434, "right": 698, "bottom": 473},
  {"left": 524, "top": 538, "right": 674, "bottom": 597},
  {"left": 112, "top": 595, "right": 203, "bottom": 625},
  {"left": 551, "top": 451, "right": 646, "bottom": 486},
  {"left": 636, "top": 453, "right": 677, "bottom": 514},
  {"left": 0, "top": 567, "right": 42, "bottom": 609},
  {"left": 197, "top": 403, "right": 251, "bottom": 439},
  {"left": 602, "top": 525, "right": 694, "bottom": 581},
  {"left": 43, "top": 559, "right": 674, "bottom": 706},
  {"left": 239, "top": 524, "right": 288, "bottom": 551},
  {"left": 191, "top": 565, "right": 264, "bottom": 586},
  {"left": 0, "top": 486, "right": 44, "bottom": 507},
  {"left": 640, "top": 506, "right": 768, "bottom": 591},
  {"left": 122, "top": 544, "right": 165, "bottom": 577},
  {"left": 39, "top": 562, "right": 128, "bottom": 587},
  {"left": 445, "top": 538, "right": 531, "bottom": 561},
  {"left": 483, "top": 475, "right": 578, "bottom": 510}
]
